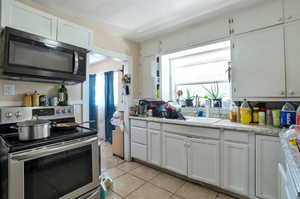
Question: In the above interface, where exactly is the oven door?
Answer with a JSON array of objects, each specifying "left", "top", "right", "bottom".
[{"left": 8, "top": 136, "right": 100, "bottom": 199}]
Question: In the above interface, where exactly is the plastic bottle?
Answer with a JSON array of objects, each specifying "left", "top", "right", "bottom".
[
  {"left": 280, "top": 102, "right": 296, "bottom": 127},
  {"left": 296, "top": 105, "right": 300, "bottom": 125},
  {"left": 230, "top": 103, "right": 238, "bottom": 122},
  {"left": 240, "top": 99, "right": 252, "bottom": 125}
]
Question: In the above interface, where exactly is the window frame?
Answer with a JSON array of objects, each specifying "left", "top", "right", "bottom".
[{"left": 169, "top": 43, "right": 231, "bottom": 100}]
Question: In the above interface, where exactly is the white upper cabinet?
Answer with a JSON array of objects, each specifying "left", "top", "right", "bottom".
[
  {"left": 284, "top": 0, "right": 300, "bottom": 22},
  {"left": 223, "top": 141, "right": 249, "bottom": 195},
  {"left": 186, "top": 17, "right": 229, "bottom": 47},
  {"left": 230, "top": 0, "right": 283, "bottom": 35},
  {"left": 162, "top": 133, "right": 188, "bottom": 176},
  {"left": 231, "top": 26, "right": 286, "bottom": 99},
  {"left": 285, "top": 21, "right": 300, "bottom": 97},
  {"left": 57, "top": 19, "right": 93, "bottom": 49},
  {"left": 188, "top": 138, "right": 220, "bottom": 186},
  {"left": 1, "top": 0, "right": 57, "bottom": 39}
]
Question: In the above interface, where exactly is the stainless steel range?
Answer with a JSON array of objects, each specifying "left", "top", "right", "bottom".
[{"left": 0, "top": 106, "right": 100, "bottom": 199}]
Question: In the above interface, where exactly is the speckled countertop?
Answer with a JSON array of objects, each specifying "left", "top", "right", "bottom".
[{"left": 129, "top": 116, "right": 282, "bottom": 137}]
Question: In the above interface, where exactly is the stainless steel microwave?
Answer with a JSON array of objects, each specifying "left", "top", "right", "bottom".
[{"left": 0, "top": 27, "right": 87, "bottom": 83}]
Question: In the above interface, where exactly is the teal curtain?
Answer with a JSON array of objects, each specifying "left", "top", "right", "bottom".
[
  {"left": 104, "top": 71, "right": 115, "bottom": 143},
  {"left": 89, "top": 74, "right": 97, "bottom": 129}
]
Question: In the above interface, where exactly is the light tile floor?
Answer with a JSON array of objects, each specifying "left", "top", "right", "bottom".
[
  {"left": 101, "top": 142, "right": 237, "bottom": 199},
  {"left": 101, "top": 141, "right": 125, "bottom": 171}
]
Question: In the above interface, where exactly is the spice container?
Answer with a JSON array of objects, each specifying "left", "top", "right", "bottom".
[
  {"left": 272, "top": 109, "right": 281, "bottom": 127},
  {"left": 266, "top": 109, "right": 273, "bottom": 126},
  {"left": 23, "top": 93, "right": 32, "bottom": 107},
  {"left": 252, "top": 107, "right": 259, "bottom": 123},
  {"left": 258, "top": 111, "right": 266, "bottom": 126},
  {"left": 32, "top": 91, "right": 40, "bottom": 107}
]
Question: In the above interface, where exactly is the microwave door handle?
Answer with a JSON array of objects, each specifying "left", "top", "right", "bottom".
[{"left": 73, "top": 51, "right": 79, "bottom": 74}]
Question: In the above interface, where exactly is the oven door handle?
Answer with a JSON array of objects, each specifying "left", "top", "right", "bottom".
[
  {"left": 73, "top": 51, "right": 79, "bottom": 75},
  {"left": 10, "top": 136, "right": 97, "bottom": 161}
]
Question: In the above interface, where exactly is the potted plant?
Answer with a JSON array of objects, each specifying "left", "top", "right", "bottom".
[
  {"left": 185, "top": 89, "right": 195, "bottom": 107},
  {"left": 203, "top": 82, "right": 224, "bottom": 108}
]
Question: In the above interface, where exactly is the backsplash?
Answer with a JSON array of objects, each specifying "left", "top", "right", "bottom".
[{"left": 181, "top": 107, "right": 230, "bottom": 119}]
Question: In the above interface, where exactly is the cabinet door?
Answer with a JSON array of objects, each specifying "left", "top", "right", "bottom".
[
  {"left": 223, "top": 142, "right": 249, "bottom": 195},
  {"left": 148, "top": 129, "right": 161, "bottom": 166},
  {"left": 162, "top": 133, "right": 187, "bottom": 176},
  {"left": 231, "top": 0, "right": 283, "bottom": 35},
  {"left": 140, "top": 56, "right": 157, "bottom": 99},
  {"left": 285, "top": 21, "right": 300, "bottom": 97},
  {"left": 57, "top": 19, "right": 93, "bottom": 49},
  {"left": 232, "top": 26, "right": 285, "bottom": 98},
  {"left": 131, "top": 142, "right": 147, "bottom": 161},
  {"left": 284, "top": 0, "right": 300, "bottom": 22},
  {"left": 1, "top": 0, "right": 57, "bottom": 39},
  {"left": 188, "top": 138, "right": 220, "bottom": 186},
  {"left": 256, "top": 136, "right": 283, "bottom": 199}
]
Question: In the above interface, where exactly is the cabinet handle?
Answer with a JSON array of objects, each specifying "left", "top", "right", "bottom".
[
  {"left": 287, "top": 16, "right": 293, "bottom": 20},
  {"left": 289, "top": 91, "right": 295, "bottom": 95},
  {"left": 278, "top": 17, "right": 283, "bottom": 22},
  {"left": 280, "top": 91, "right": 285, "bottom": 95}
]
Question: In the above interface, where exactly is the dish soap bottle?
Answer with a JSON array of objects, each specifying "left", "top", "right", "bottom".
[
  {"left": 281, "top": 102, "right": 296, "bottom": 127},
  {"left": 240, "top": 99, "right": 252, "bottom": 125},
  {"left": 58, "top": 84, "right": 68, "bottom": 106}
]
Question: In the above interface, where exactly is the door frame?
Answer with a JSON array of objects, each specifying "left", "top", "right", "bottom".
[{"left": 83, "top": 47, "right": 133, "bottom": 161}]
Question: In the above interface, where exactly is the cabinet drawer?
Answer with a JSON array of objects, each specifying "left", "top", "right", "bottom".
[
  {"left": 131, "top": 119, "right": 147, "bottom": 128},
  {"left": 148, "top": 122, "right": 161, "bottom": 130},
  {"left": 131, "top": 127, "right": 147, "bottom": 145},
  {"left": 224, "top": 130, "right": 249, "bottom": 143},
  {"left": 131, "top": 143, "right": 147, "bottom": 161},
  {"left": 164, "top": 124, "right": 220, "bottom": 139}
]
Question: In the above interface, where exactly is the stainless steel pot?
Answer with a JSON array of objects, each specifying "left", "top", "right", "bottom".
[{"left": 17, "top": 119, "right": 51, "bottom": 141}]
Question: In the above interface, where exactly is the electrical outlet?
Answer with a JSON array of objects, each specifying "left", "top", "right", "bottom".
[{"left": 3, "top": 84, "right": 15, "bottom": 96}]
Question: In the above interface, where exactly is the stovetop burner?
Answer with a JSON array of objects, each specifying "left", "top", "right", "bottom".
[{"left": 0, "top": 126, "right": 97, "bottom": 152}]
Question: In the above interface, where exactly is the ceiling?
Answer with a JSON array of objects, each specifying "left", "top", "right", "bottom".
[{"left": 31, "top": 0, "right": 261, "bottom": 42}]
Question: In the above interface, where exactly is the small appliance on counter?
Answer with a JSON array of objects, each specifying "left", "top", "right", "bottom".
[
  {"left": 138, "top": 98, "right": 165, "bottom": 117},
  {"left": 0, "top": 106, "right": 100, "bottom": 199}
]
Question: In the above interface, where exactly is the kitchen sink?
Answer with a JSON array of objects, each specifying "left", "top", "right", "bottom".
[{"left": 185, "top": 116, "right": 221, "bottom": 124}]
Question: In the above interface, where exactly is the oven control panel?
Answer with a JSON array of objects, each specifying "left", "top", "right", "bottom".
[{"left": 0, "top": 106, "right": 74, "bottom": 124}]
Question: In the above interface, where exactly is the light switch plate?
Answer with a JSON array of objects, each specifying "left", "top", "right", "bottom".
[{"left": 3, "top": 84, "right": 15, "bottom": 96}]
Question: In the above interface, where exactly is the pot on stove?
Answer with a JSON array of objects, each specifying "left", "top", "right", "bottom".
[{"left": 16, "top": 119, "right": 51, "bottom": 141}]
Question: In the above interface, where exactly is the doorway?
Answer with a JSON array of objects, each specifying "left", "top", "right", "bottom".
[{"left": 88, "top": 51, "right": 125, "bottom": 171}]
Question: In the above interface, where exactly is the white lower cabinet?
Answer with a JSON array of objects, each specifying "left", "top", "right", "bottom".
[
  {"left": 162, "top": 133, "right": 188, "bottom": 176},
  {"left": 223, "top": 141, "right": 249, "bottom": 195},
  {"left": 148, "top": 129, "right": 161, "bottom": 166},
  {"left": 130, "top": 120, "right": 283, "bottom": 199},
  {"left": 131, "top": 142, "right": 147, "bottom": 161},
  {"left": 256, "top": 135, "right": 283, "bottom": 199},
  {"left": 188, "top": 138, "right": 220, "bottom": 186}
]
